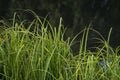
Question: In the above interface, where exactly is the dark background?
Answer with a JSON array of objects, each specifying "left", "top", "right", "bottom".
[{"left": 0, "top": 0, "right": 120, "bottom": 52}]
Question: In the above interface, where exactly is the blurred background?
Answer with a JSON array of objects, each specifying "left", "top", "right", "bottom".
[{"left": 0, "top": 0, "right": 120, "bottom": 53}]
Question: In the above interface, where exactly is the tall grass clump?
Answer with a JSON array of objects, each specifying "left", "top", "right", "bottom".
[{"left": 0, "top": 11, "right": 120, "bottom": 80}]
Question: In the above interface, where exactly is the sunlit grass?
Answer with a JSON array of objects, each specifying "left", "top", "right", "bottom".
[{"left": 0, "top": 11, "right": 120, "bottom": 80}]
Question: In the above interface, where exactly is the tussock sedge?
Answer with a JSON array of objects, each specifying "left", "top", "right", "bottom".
[{"left": 0, "top": 11, "right": 120, "bottom": 80}]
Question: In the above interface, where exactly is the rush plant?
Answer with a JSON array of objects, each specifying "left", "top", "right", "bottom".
[{"left": 0, "top": 11, "right": 120, "bottom": 80}]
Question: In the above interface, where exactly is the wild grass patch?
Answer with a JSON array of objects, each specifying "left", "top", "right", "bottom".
[{"left": 0, "top": 11, "right": 120, "bottom": 80}]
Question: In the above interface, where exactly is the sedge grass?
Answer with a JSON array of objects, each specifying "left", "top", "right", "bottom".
[{"left": 0, "top": 11, "right": 120, "bottom": 80}]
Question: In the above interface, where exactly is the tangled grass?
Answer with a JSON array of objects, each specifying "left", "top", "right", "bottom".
[{"left": 0, "top": 11, "right": 120, "bottom": 80}]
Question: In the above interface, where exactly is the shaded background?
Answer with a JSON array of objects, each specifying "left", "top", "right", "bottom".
[{"left": 0, "top": 0, "right": 120, "bottom": 52}]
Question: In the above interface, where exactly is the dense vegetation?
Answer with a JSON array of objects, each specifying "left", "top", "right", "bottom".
[{"left": 0, "top": 12, "right": 120, "bottom": 80}]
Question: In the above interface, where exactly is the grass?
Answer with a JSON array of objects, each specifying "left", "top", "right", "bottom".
[{"left": 0, "top": 11, "right": 120, "bottom": 80}]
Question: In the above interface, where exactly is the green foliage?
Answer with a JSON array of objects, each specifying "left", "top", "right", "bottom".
[{"left": 0, "top": 12, "right": 120, "bottom": 80}]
